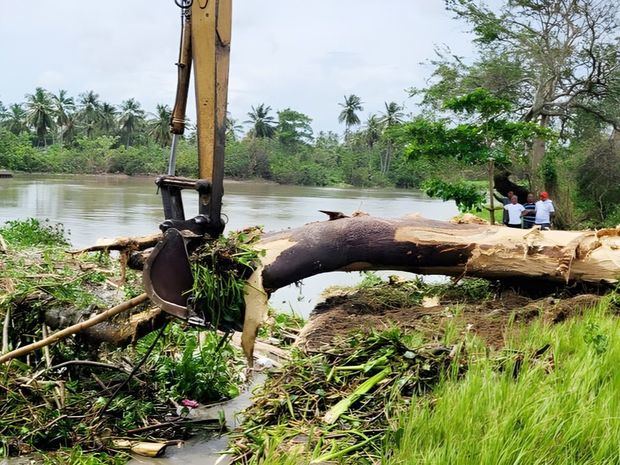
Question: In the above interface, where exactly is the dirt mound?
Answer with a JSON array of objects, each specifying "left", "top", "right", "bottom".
[{"left": 296, "top": 290, "right": 602, "bottom": 353}]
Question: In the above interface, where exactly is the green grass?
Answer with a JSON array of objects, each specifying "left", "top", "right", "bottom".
[{"left": 384, "top": 300, "right": 620, "bottom": 465}]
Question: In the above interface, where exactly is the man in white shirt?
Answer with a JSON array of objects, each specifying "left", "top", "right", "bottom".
[
  {"left": 504, "top": 195, "right": 525, "bottom": 228},
  {"left": 535, "top": 191, "right": 555, "bottom": 230}
]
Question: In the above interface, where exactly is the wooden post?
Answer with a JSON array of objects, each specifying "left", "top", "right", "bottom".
[{"left": 488, "top": 157, "right": 496, "bottom": 225}]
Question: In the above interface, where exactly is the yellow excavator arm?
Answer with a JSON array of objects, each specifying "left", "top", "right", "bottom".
[{"left": 143, "top": 0, "right": 233, "bottom": 324}]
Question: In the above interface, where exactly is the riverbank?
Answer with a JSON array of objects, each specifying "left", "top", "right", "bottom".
[
  {"left": 229, "top": 279, "right": 619, "bottom": 464},
  {"left": 0, "top": 130, "right": 485, "bottom": 190}
]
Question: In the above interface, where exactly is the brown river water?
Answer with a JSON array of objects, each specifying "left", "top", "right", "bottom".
[{"left": 0, "top": 174, "right": 457, "bottom": 464}]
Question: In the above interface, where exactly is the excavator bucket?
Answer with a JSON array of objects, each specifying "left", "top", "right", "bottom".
[{"left": 143, "top": 228, "right": 193, "bottom": 321}]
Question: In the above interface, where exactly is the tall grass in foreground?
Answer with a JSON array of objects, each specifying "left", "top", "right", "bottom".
[{"left": 385, "top": 300, "right": 620, "bottom": 465}]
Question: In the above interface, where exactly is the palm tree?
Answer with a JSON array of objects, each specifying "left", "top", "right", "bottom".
[
  {"left": 378, "top": 102, "right": 405, "bottom": 174},
  {"left": 225, "top": 113, "right": 243, "bottom": 141},
  {"left": 148, "top": 104, "right": 172, "bottom": 146},
  {"left": 119, "top": 98, "right": 145, "bottom": 146},
  {"left": 52, "top": 89, "right": 75, "bottom": 145},
  {"left": 338, "top": 94, "right": 363, "bottom": 135},
  {"left": 246, "top": 104, "right": 276, "bottom": 138},
  {"left": 0, "top": 101, "right": 8, "bottom": 123},
  {"left": 24, "top": 87, "right": 56, "bottom": 146},
  {"left": 78, "top": 91, "right": 102, "bottom": 138},
  {"left": 99, "top": 102, "right": 118, "bottom": 135},
  {"left": 61, "top": 113, "right": 79, "bottom": 146},
  {"left": 5, "top": 104, "right": 28, "bottom": 135},
  {"left": 364, "top": 114, "right": 381, "bottom": 148},
  {"left": 379, "top": 102, "right": 405, "bottom": 127}
]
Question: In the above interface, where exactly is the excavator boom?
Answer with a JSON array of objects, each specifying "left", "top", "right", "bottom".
[{"left": 143, "top": 0, "right": 233, "bottom": 325}]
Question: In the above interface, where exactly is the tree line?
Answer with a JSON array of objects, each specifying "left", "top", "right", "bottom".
[{"left": 0, "top": 88, "right": 444, "bottom": 189}]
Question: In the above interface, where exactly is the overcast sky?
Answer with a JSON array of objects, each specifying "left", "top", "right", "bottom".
[{"left": 0, "top": 1, "right": 477, "bottom": 133}]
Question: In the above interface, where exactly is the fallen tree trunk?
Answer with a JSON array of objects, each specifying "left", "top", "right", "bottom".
[
  {"left": 256, "top": 215, "right": 620, "bottom": 289},
  {"left": 239, "top": 215, "right": 620, "bottom": 360},
  {"left": 90, "top": 214, "right": 620, "bottom": 361}
]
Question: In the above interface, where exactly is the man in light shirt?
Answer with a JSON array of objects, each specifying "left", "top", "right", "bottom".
[
  {"left": 504, "top": 195, "right": 525, "bottom": 228},
  {"left": 535, "top": 191, "right": 555, "bottom": 230}
]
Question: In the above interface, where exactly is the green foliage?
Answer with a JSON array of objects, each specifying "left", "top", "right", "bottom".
[
  {"left": 338, "top": 94, "right": 364, "bottom": 130},
  {"left": 0, "top": 218, "right": 69, "bottom": 247},
  {"left": 190, "top": 227, "right": 265, "bottom": 332},
  {"left": 443, "top": 87, "right": 511, "bottom": 117},
  {"left": 583, "top": 322, "right": 609, "bottom": 356},
  {"left": 423, "top": 179, "right": 485, "bottom": 212},
  {"left": 277, "top": 108, "right": 313, "bottom": 146},
  {"left": 139, "top": 324, "right": 241, "bottom": 403},
  {"left": 0, "top": 128, "right": 45, "bottom": 171},
  {"left": 576, "top": 140, "right": 620, "bottom": 224},
  {"left": 247, "top": 104, "right": 277, "bottom": 139},
  {"left": 396, "top": 117, "right": 489, "bottom": 164}
]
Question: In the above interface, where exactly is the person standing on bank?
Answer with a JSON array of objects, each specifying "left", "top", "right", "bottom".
[
  {"left": 504, "top": 195, "right": 525, "bottom": 228},
  {"left": 521, "top": 193, "right": 536, "bottom": 229},
  {"left": 495, "top": 190, "right": 514, "bottom": 225},
  {"left": 535, "top": 191, "right": 555, "bottom": 230}
]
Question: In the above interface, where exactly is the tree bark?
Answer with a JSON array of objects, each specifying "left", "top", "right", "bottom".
[{"left": 493, "top": 169, "right": 530, "bottom": 203}]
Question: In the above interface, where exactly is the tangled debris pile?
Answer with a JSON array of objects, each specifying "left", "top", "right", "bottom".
[
  {"left": 0, "top": 219, "right": 244, "bottom": 460},
  {"left": 229, "top": 329, "right": 462, "bottom": 464}
]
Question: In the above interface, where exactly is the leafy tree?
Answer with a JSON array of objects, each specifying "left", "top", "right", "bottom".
[
  {"left": 148, "top": 104, "right": 172, "bottom": 147},
  {"left": 395, "top": 88, "right": 550, "bottom": 209},
  {"left": 119, "top": 98, "right": 145, "bottom": 146},
  {"left": 338, "top": 94, "right": 363, "bottom": 134},
  {"left": 246, "top": 104, "right": 276, "bottom": 138},
  {"left": 423, "top": 178, "right": 486, "bottom": 212},
  {"left": 419, "top": 0, "right": 620, "bottom": 189},
  {"left": 24, "top": 87, "right": 56, "bottom": 146},
  {"left": 277, "top": 108, "right": 313, "bottom": 146}
]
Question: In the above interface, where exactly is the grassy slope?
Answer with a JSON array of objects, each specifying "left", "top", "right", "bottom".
[
  {"left": 254, "top": 299, "right": 619, "bottom": 465},
  {"left": 387, "top": 300, "right": 620, "bottom": 465}
]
